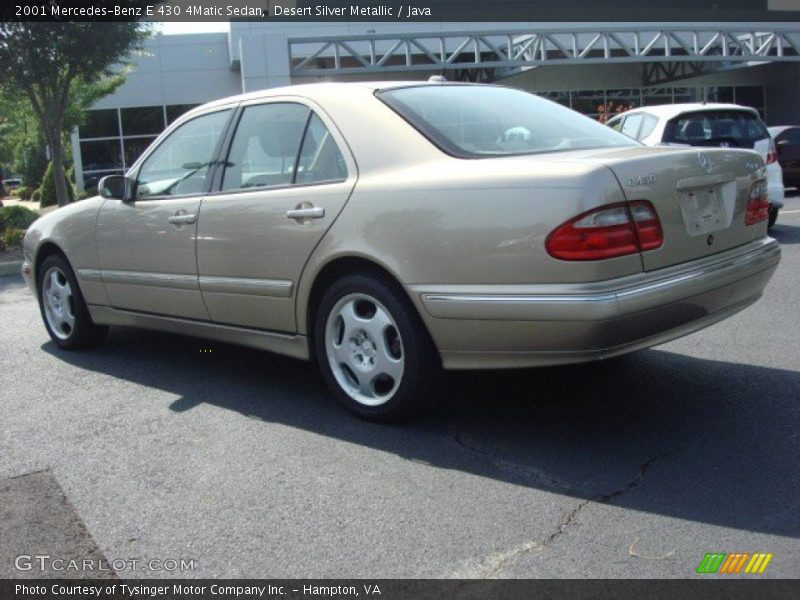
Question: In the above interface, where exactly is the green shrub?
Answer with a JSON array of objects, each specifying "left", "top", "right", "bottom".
[
  {"left": 31, "top": 188, "right": 41, "bottom": 204},
  {"left": 0, "top": 205, "right": 39, "bottom": 231},
  {"left": 16, "top": 186, "right": 32, "bottom": 201},
  {"left": 2, "top": 227, "right": 24, "bottom": 248},
  {"left": 39, "top": 162, "right": 75, "bottom": 208},
  {"left": 0, "top": 212, "right": 6, "bottom": 235}
]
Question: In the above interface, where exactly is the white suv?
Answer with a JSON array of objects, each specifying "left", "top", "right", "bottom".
[{"left": 608, "top": 103, "right": 785, "bottom": 228}]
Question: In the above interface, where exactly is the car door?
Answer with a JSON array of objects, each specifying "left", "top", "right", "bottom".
[
  {"left": 196, "top": 99, "right": 356, "bottom": 332},
  {"left": 776, "top": 127, "right": 800, "bottom": 188},
  {"left": 96, "top": 108, "right": 233, "bottom": 319}
]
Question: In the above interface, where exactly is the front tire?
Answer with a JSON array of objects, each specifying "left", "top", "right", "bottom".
[
  {"left": 314, "top": 273, "right": 439, "bottom": 421},
  {"left": 37, "top": 254, "right": 107, "bottom": 349}
]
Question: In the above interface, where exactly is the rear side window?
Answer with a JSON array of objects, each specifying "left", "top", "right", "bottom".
[
  {"left": 222, "top": 103, "right": 309, "bottom": 191},
  {"left": 221, "top": 103, "right": 347, "bottom": 192},
  {"left": 663, "top": 110, "right": 769, "bottom": 149}
]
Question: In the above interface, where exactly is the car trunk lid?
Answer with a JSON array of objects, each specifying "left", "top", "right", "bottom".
[{"left": 541, "top": 146, "right": 766, "bottom": 271}]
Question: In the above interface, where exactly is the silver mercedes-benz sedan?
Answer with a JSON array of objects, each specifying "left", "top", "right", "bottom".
[{"left": 23, "top": 82, "right": 780, "bottom": 420}]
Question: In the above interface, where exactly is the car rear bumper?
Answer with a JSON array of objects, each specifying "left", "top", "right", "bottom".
[{"left": 409, "top": 238, "right": 780, "bottom": 369}]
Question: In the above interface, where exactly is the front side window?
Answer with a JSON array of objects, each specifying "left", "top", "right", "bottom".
[
  {"left": 378, "top": 85, "right": 637, "bottom": 158},
  {"left": 136, "top": 109, "right": 231, "bottom": 199}
]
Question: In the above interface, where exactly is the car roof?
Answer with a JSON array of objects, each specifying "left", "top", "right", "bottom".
[
  {"left": 182, "top": 81, "right": 478, "bottom": 118},
  {"left": 611, "top": 103, "right": 760, "bottom": 121}
]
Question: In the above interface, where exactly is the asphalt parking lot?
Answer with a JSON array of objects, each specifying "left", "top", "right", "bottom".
[{"left": 1, "top": 197, "right": 799, "bottom": 579}]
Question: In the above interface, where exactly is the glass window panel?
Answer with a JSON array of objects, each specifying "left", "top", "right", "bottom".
[
  {"left": 295, "top": 114, "right": 347, "bottom": 184},
  {"left": 641, "top": 87, "right": 673, "bottom": 106},
  {"left": 620, "top": 113, "right": 643, "bottom": 139},
  {"left": 167, "top": 104, "right": 200, "bottom": 124},
  {"left": 136, "top": 109, "right": 231, "bottom": 198},
  {"left": 735, "top": 86, "right": 765, "bottom": 111},
  {"left": 80, "top": 139, "right": 122, "bottom": 171},
  {"left": 605, "top": 89, "right": 640, "bottom": 119},
  {"left": 570, "top": 90, "right": 606, "bottom": 121},
  {"left": 80, "top": 109, "right": 119, "bottom": 139},
  {"left": 123, "top": 136, "right": 158, "bottom": 168},
  {"left": 639, "top": 114, "right": 659, "bottom": 141},
  {"left": 537, "top": 91, "right": 571, "bottom": 107},
  {"left": 222, "top": 103, "right": 310, "bottom": 191},
  {"left": 379, "top": 86, "right": 636, "bottom": 156},
  {"left": 706, "top": 86, "right": 734, "bottom": 103},
  {"left": 673, "top": 87, "right": 704, "bottom": 103},
  {"left": 121, "top": 106, "right": 165, "bottom": 136}
]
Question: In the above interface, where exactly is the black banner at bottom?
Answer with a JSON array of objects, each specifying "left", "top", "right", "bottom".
[{"left": 3, "top": 579, "right": 799, "bottom": 600}]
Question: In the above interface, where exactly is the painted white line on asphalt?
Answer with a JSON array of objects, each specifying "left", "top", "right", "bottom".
[{"left": 780, "top": 209, "right": 800, "bottom": 214}]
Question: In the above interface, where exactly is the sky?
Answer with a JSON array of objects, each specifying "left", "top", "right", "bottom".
[{"left": 156, "top": 22, "right": 231, "bottom": 35}]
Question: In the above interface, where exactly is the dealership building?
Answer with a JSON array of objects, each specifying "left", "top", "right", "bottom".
[{"left": 73, "top": 21, "right": 800, "bottom": 191}]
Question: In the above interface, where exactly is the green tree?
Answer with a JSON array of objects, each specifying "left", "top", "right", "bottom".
[{"left": 0, "top": 22, "right": 150, "bottom": 206}]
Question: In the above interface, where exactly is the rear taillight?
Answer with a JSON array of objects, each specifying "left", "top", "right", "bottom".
[
  {"left": 766, "top": 139, "right": 778, "bottom": 165},
  {"left": 745, "top": 179, "right": 770, "bottom": 226},
  {"left": 546, "top": 201, "right": 663, "bottom": 261}
]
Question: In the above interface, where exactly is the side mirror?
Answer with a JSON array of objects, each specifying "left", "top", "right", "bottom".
[{"left": 98, "top": 174, "right": 132, "bottom": 201}]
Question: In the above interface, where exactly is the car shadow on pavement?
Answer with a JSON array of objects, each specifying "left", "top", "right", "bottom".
[
  {"left": 770, "top": 223, "right": 800, "bottom": 245},
  {"left": 42, "top": 327, "right": 800, "bottom": 540}
]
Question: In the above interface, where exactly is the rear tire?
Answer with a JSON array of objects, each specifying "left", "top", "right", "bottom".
[
  {"left": 314, "top": 273, "right": 439, "bottom": 421},
  {"left": 37, "top": 254, "right": 108, "bottom": 350},
  {"left": 768, "top": 206, "right": 779, "bottom": 229}
]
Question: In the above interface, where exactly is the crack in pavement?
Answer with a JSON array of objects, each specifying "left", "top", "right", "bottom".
[
  {"left": 449, "top": 436, "right": 671, "bottom": 578},
  {"left": 452, "top": 430, "right": 575, "bottom": 494}
]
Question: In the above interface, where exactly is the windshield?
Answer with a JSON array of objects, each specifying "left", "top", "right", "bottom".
[
  {"left": 663, "top": 110, "right": 769, "bottom": 149},
  {"left": 377, "top": 85, "right": 638, "bottom": 158}
]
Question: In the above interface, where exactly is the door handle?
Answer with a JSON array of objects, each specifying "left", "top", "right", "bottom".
[
  {"left": 286, "top": 206, "right": 325, "bottom": 220},
  {"left": 168, "top": 213, "right": 196, "bottom": 225}
]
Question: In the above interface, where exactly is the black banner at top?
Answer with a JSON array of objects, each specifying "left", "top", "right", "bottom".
[{"left": 4, "top": 0, "right": 800, "bottom": 22}]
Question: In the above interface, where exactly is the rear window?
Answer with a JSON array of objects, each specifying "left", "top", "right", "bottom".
[
  {"left": 664, "top": 110, "right": 769, "bottom": 149},
  {"left": 377, "top": 85, "right": 637, "bottom": 158}
]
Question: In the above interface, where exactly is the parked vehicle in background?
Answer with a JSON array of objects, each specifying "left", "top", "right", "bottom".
[
  {"left": 608, "top": 104, "right": 785, "bottom": 228},
  {"left": 3, "top": 178, "right": 23, "bottom": 192},
  {"left": 768, "top": 126, "right": 800, "bottom": 192},
  {"left": 22, "top": 83, "right": 780, "bottom": 420}
]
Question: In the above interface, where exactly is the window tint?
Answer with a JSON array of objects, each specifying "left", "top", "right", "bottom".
[
  {"left": 295, "top": 114, "right": 347, "bottom": 184},
  {"left": 378, "top": 86, "right": 636, "bottom": 158},
  {"left": 664, "top": 111, "right": 769, "bottom": 149},
  {"left": 136, "top": 109, "right": 230, "bottom": 199},
  {"left": 222, "top": 103, "right": 309, "bottom": 191},
  {"left": 620, "top": 114, "right": 643, "bottom": 139},
  {"left": 638, "top": 114, "right": 658, "bottom": 141}
]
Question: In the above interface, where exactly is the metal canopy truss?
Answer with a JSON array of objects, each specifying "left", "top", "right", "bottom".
[{"left": 288, "top": 26, "right": 800, "bottom": 77}]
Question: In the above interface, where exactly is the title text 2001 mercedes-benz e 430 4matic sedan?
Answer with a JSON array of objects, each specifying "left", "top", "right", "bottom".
[{"left": 22, "top": 83, "right": 780, "bottom": 420}]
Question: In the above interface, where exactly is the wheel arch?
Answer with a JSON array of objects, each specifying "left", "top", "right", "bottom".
[
  {"left": 33, "top": 241, "right": 69, "bottom": 293},
  {"left": 301, "top": 254, "right": 435, "bottom": 363}
]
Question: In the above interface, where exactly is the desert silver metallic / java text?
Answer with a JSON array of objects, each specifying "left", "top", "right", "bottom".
[
  {"left": 325, "top": 293, "right": 404, "bottom": 407},
  {"left": 42, "top": 267, "right": 75, "bottom": 340}
]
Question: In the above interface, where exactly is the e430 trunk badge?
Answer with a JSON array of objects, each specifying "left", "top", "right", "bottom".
[{"left": 626, "top": 174, "right": 657, "bottom": 186}]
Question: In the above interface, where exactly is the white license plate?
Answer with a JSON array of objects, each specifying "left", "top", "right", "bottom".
[{"left": 679, "top": 187, "right": 727, "bottom": 236}]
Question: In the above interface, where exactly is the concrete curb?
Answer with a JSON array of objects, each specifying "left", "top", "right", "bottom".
[{"left": 0, "top": 261, "right": 22, "bottom": 277}]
